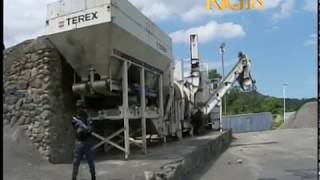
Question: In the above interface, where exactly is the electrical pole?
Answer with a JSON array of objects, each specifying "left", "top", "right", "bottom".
[
  {"left": 283, "top": 83, "right": 288, "bottom": 124},
  {"left": 220, "top": 43, "right": 226, "bottom": 115}
]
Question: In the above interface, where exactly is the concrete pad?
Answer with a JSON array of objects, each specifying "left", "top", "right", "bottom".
[
  {"left": 195, "top": 128, "right": 317, "bottom": 180},
  {"left": 4, "top": 125, "right": 232, "bottom": 180}
]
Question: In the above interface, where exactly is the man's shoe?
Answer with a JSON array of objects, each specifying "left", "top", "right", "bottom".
[{"left": 91, "top": 175, "right": 96, "bottom": 180}]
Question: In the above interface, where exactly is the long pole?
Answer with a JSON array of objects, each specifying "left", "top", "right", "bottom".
[
  {"left": 219, "top": 43, "right": 226, "bottom": 132},
  {"left": 222, "top": 52, "right": 227, "bottom": 116},
  {"left": 283, "top": 83, "right": 288, "bottom": 124},
  {"left": 219, "top": 100, "right": 223, "bottom": 132},
  {"left": 222, "top": 49, "right": 225, "bottom": 78},
  {"left": 283, "top": 86, "right": 285, "bottom": 124},
  {"left": 220, "top": 43, "right": 226, "bottom": 115}
]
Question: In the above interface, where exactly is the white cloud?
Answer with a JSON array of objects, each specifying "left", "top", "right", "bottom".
[
  {"left": 170, "top": 21, "right": 245, "bottom": 44},
  {"left": 129, "top": 0, "right": 223, "bottom": 22},
  {"left": 129, "top": 0, "right": 289, "bottom": 22},
  {"left": 181, "top": 5, "right": 231, "bottom": 22},
  {"left": 272, "top": 0, "right": 295, "bottom": 20},
  {"left": 304, "top": 0, "right": 317, "bottom": 13},
  {"left": 304, "top": 33, "right": 317, "bottom": 47},
  {"left": 4, "top": 0, "right": 57, "bottom": 47},
  {"left": 129, "top": 0, "right": 174, "bottom": 21},
  {"left": 264, "top": 0, "right": 284, "bottom": 9},
  {"left": 3, "top": 0, "right": 295, "bottom": 47}
]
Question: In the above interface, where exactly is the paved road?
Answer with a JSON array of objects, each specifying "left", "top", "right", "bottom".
[{"left": 194, "top": 128, "right": 317, "bottom": 180}]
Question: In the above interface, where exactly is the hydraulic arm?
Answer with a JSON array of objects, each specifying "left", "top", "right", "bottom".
[{"left": 201, "top": 52, "right": 255, "bottom": 115}]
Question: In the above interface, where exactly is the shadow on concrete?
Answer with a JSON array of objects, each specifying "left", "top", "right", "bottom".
[{"left": 230, "top": 141, "right": 278, "bottom": 148}]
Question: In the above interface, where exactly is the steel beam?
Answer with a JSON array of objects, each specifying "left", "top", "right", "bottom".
[
  {"left": 159, "top": 74, "right": 165, "bottom": 142},
  {"left": 140, "top": 68, "right": 147, "bottom": 154},
  {"left": 92, "top": 128, "right": 124, "bottom": 150},
  {"left": 122, "top": 61, "right": 130, "bottom": 159},
  {"left": 91, "top": 132, "right": 125, "bottom": 152},
  {"left": 104, "top": 128, "right": 142, "bottom": 152}
]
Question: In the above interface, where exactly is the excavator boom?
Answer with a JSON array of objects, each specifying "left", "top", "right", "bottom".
[{"left": 202, "top": 52, "right": 255, "bottom": 115}]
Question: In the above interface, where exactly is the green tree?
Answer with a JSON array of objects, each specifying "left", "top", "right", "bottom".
[{"left": 208, "top": 69, "right": 221, "bottom": 80}]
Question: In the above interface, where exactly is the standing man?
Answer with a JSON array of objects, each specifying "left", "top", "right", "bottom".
[
  {"left": 191, "top": 109, "right": 203, "bottom": 135},
  {"left": 71, "top": 100, "right": 96, "bottom": 180}
]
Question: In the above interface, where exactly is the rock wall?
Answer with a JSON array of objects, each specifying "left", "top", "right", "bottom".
[{"left": 3, "top": 37, "right": 76, "bottom": 163}]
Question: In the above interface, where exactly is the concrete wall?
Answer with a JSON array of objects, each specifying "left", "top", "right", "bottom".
[
  {"left": 3, "top": 38, "right": 76, "bottom": 163},
  {"left": 222, "top": 112, "right": 272, "bottom": 133}
]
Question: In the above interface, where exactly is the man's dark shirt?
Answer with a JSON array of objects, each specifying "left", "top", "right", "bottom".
[{"left": 72, "top": 110, "right": 92, "bottom": 142}]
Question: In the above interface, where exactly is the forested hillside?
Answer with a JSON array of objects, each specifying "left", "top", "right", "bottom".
[
  {"left": 223, "top": 87, "right": 316, "bottom": 115},
  {"left": 208, "top": 69, "right": 316, "bottom": 117}
]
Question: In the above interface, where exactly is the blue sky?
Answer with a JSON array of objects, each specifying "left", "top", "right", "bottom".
[
  {"left": 4, "top": 0, "right": 317, "bottom": 98},
  {"left": 152, "top": 0, "right": 317, "bottom": 99}
]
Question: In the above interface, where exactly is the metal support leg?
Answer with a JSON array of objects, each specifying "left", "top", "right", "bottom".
[
  {"left": 140, "top": 68, "right": 147, "bottom": 154},
  {"left": 177, "top": 101, "right": 183, "bottom": 140},
  {"left": 158, "top": 74, "right": 165, "bottom": 142},
  {"left": 91, "top": 132, "right": 125, "bottom": 152},
  {"left": 122, "top": 61, "right": 130, "bottom": 159},
  {"left": 92, "top": 128, "right": 125, "bottom": 150},
  {"left": 104, "top": 128, "right": 141, "bottom": 152},
  {"left": 219, "top": 100, "right": 223, "bottom": 133}
]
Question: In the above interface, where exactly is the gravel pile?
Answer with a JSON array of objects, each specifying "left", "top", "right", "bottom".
[{"left": 284, "top": 102, "right": 317, "bottom": 129}]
